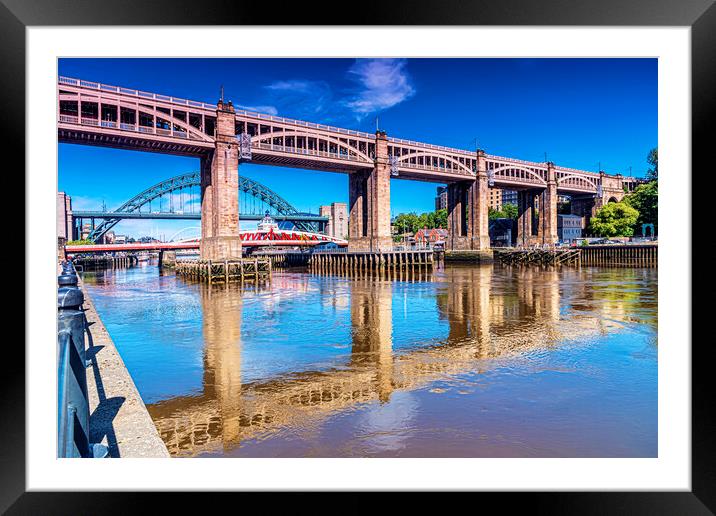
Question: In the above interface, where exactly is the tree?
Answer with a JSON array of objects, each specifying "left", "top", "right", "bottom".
[
  {"left": 393, "top": 212, "right": 420, "bottom": 234},
  {"left": 394, "top": 209, "right": 447, "bottom": 234},
  {"left": 588, "top": 202, "right": 639, "bottom": 237},
  {"left": 502, "top": 203, "right": 518, "bottom": 219},
  {"left": 433, "top": 208, "right": 447, "bottom": 228},
  {"left": 624, "top": 180, "right": 657, "bottom": 231},
  {"left": 646, "top": 147, "right": 658, "bottom": 181},
  {"left": 488, "top": 204, "right": 518, "bottom": 220}
]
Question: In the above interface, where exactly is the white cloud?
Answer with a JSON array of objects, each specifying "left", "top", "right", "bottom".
[
  {"left": 344, "top": 59, "right": 415, "bottom": 117},
  {"left": 161, "top": 59, "right": 419, "bottom": 129},
  {"left": 265, "top": 80, "right": 318, "bottom": 93},
  {"left": 264, "top": 79, "right": 333, "bottom": 117},
  {"left": 236, "top": 104, "right": 278, "bottom": 115}
]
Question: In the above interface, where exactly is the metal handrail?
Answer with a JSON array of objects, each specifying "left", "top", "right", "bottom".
[
  {"left": 57, "top": 262, "right": 108, "bottom": 458},
  {"left": 57, "top": 330, "right": 74, "bottom": 457}
]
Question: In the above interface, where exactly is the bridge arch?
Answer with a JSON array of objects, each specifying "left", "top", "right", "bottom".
[
  {"left": 395, "top": 151, "right": 474, "bottom": 175},
  {"left": 87, "top": 172, "right": 311, "bottom": 242},
  {"left": 489, "top": 165, "right": 547, "bottom": 185},
  {"left": 251, "top": 131, "right": 374, "bottom": 164},
  {"left": 557, "top": 174, "right": 598, "bottom": 192}
]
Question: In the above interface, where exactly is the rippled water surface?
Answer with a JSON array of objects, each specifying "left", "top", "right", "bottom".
[{"left": 82, "top": 262, "right": 657, "bottom": 458}]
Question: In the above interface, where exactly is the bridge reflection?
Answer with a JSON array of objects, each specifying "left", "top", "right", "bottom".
[{"left": 146, "top": 266, "right": 645, "bottom": 456}]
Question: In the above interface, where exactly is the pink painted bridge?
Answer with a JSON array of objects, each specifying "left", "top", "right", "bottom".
[{"left": 58, "top": 76, "right": 641, "bottom": 256}]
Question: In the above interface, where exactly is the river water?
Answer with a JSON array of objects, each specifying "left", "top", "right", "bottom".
[{"left": 81, "top": 262, "right": 657, "bottom": 458}]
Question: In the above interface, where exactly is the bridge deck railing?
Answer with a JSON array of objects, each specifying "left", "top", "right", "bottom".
[{"left": 59, "top": 76, "right": 217, "bottom": 111}]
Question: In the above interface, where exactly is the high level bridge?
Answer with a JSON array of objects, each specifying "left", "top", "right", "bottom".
[{"left": 58, "top": 76, "right": 640, "bottom": 258}]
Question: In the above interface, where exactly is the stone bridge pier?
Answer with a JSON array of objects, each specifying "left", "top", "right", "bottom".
[
  {"left": 200, "top": 99, "right": 242, "bottom": 261},
  {"left": 348, "top": 130, "right": 393, "bottom": 252},
  {"left": 446, "top": 150, "right": 490, "bottom": 251}
]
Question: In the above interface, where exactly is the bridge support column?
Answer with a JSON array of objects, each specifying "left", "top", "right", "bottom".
[
  {"left": 447, "top": 150, "right": 490, "bottom": 250},
  {"left": 570, "top": 194, "right": 597, "bottom": 227},
  {"left": 517, "top": 189, "right": 538, "bottom": 247},
  {"left": 538, "top": 162, "right": 558, "bottom": 245},
  {"left": 446, "top": 181, "right": 468, "bottom": 250},
  {"left": 348, "top": 130, "right": 392, "bottom": 252},
  {"left": 200, "top": 99, "right": 242, "bottom": 261}
]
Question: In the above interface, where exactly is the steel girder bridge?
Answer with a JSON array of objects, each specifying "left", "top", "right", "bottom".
[{"left": 76, "top": 172, "right": 327, "bottom": 242}]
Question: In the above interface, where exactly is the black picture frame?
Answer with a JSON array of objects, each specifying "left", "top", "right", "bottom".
[{"left": 5, "top": 0, "right": 713, "bottom": 510}]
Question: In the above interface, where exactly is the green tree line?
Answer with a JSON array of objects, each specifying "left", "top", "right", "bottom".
[{"left": 393, "top": 209, "right": 447, "bottom": 235}]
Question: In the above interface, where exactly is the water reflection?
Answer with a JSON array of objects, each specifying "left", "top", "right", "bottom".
[
  {"left": 98, "top": 264, "right": 656, "bottom": 457},
  {"left": 200, "top": 285, "right": 243, "bottom": 447},
  {"left": 349, "top": 278, "right": 393, "bottom": 402}
]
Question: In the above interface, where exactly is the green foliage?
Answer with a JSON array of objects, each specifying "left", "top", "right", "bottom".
[
  {"left": 423, "top": 208, "right": 447, "bottom": 230},
  {"left": 393, "top": 209, "right": 447, "bottom": 234},
  {"left": 393, "top": 212, "right": 420, "bottom": 234},
  {"left": 624, "top": 180, "right": 658, "bottom": 229},
  {"left": 488, "top": 203, "right": 518, "bottom": 220},
  {"left": 66, "top": 239, "right": 93, "bottom": 246},
  {"left": 646, "top": 147, "right": 658, "bottom": 181},
  {"left": 588, "top": 202, "right": 639, "bottom": 237}
]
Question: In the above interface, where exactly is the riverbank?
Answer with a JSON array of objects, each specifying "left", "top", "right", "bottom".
[{"left": 79, "top": 276, "right": 169, "bottom": 458}]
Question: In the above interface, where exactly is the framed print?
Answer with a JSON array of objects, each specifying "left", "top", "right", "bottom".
[{"left": 5, "top": 0, "right": 714, "bottom": 510}]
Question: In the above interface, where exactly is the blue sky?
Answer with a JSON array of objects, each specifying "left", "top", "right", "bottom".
[{"left": 58, "top": 58, "right": 657, "bottom": 238}]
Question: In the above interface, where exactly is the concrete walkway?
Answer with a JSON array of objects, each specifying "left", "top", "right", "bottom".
[{"left": 79, "top": 278, "right": 170, "bottom": 458}]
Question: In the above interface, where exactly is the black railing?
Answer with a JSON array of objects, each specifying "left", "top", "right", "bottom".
[{"left": 57, "top": 261, "right": 108, "bottom": 458}]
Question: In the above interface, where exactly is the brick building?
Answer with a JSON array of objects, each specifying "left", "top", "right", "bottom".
[
  {"left": 319, "top": 202, "right": 348, "bottom": 239},
  {"left": 57, "top": 192, "right": 73, "bottom": 240},
  {"left": 414, "top": 228, "right": 448, "bottom": 245}
]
